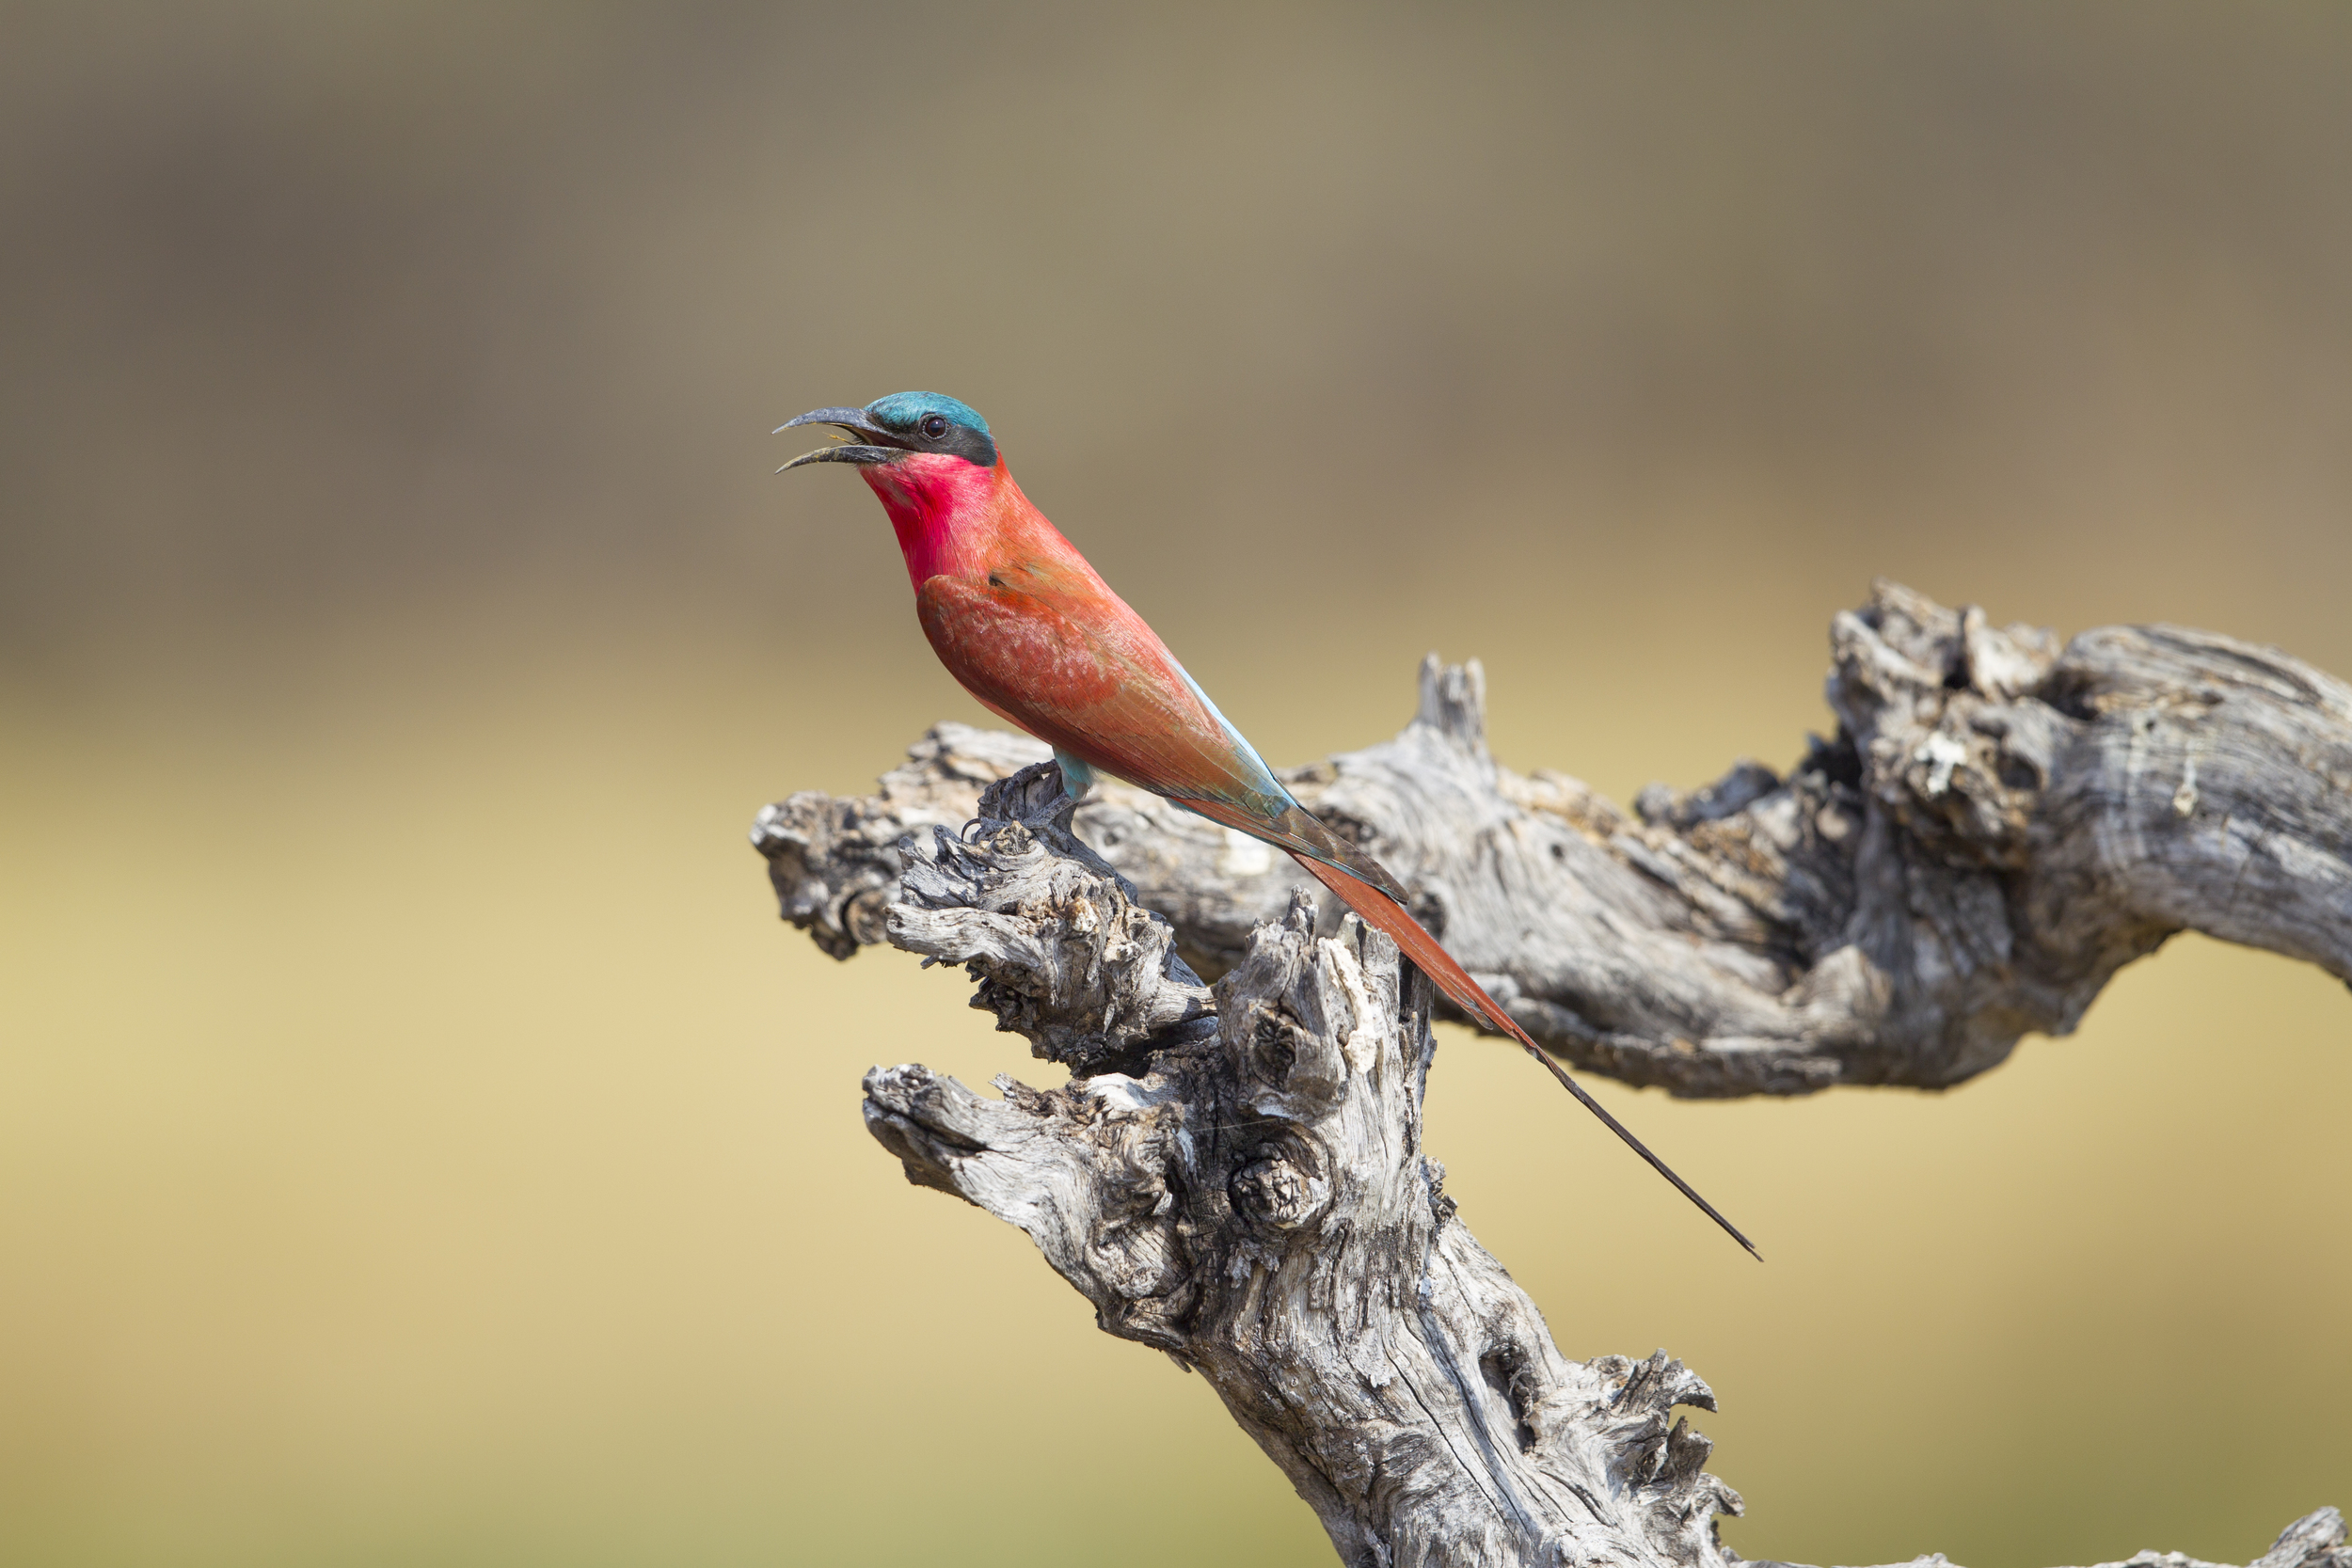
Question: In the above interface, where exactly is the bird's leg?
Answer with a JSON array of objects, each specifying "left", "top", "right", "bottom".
[
  {"left": 1014, "top": 760, "right": 1088, "bottom": 833},
  {"left": 1050, "top": 749, "right": 1097, "bottom": 828}
]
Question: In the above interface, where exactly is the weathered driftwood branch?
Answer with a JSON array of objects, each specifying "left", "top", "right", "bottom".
[
  {"left": 822, "top": 761, "right": 2344, "bottom": 1567},
  {"left": 756, "top": 581, "right": 2352, "bottom": 1097}
]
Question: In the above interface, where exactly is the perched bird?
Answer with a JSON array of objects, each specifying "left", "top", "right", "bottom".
[{"left": 779, "top": 391, "right": 1756, "bottom": 1259}]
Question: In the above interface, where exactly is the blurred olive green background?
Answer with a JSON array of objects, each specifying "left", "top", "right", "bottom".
[{"left": 3, "top": 4, "right": 2348, "bottom": 1565}]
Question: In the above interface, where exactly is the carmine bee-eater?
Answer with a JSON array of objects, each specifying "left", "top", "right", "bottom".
[{"left": 780, "top": 391, "right": 1757, "bottom": 1259}]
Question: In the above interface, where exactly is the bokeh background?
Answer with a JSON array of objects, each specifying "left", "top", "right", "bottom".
[{"left": 3, "top": 4, "right": 2347, "bottom": 1565}]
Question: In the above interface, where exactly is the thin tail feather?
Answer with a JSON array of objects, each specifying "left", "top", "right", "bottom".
[
  {"left": 1176, "top": 792, "right": 1411, "bottom": 904},
  {"left": 1288, "top": 853, "right": 1762, "bottom": 1262}
]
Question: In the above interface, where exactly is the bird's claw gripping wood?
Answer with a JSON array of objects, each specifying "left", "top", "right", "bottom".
[{"left": 970, "top": 756, "right": 1086, "bottom": 835}]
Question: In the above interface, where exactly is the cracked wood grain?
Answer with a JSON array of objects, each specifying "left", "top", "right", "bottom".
[
  {"left": 822, "top": 757, "right": 2344, "bottom": 1566},
  {"left": 755, "top": 580, "right": 2351, "bottom": 1098}
]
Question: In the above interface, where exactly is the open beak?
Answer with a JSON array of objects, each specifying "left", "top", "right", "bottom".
[{"left": 773, "top": 406, "right": 909, "bottom": 472}]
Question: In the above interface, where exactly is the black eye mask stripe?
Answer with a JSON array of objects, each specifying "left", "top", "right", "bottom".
[{"left": 868, "top": 412, "right": 995, "bottom": 467}]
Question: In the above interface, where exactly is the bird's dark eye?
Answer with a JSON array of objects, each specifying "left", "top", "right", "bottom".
[{"left": 920, "top": 414, "right": 949, "bottom": 439}]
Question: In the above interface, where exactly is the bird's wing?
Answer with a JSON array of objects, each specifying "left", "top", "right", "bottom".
[
  {"left": 915, "top": 567, "right": 1408, "bottom": 902},
  {"left": 917, "top": 568, "right": 1287, "bottom": 811}
]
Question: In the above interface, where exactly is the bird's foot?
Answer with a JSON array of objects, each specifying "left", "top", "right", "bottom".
[{"left": 976, "top": 760, "right": 1086, "bottom": 832}]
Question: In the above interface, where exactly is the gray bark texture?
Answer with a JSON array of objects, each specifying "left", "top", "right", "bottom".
[
  {"left": 752, "top": 582, "right": 2348, "bottom": 1567},
  {"left": 757, "top": 579, "right": 2352, "bottom": 1097}
]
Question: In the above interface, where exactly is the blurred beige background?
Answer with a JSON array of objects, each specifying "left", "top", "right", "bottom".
[{"left": 2, "top": 4, "right": 2346, "bottom": 1565}]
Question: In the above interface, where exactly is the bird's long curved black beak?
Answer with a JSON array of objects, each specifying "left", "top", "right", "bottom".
[{"left": 774, "top": 406, "right": 908, "bottom": 472}]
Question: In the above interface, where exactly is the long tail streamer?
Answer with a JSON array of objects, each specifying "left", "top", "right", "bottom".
[{"left": 1290, "top": 854, "right": 1762, "bottom": 1261}]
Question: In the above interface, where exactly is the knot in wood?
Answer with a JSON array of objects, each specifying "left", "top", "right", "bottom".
[
  {"left": 1228, "top": 1130, "right": 1330, "bottom": 1231},
  {"left": 1245, "top": 1006, "right": 1307, "bottom": 1082}
]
